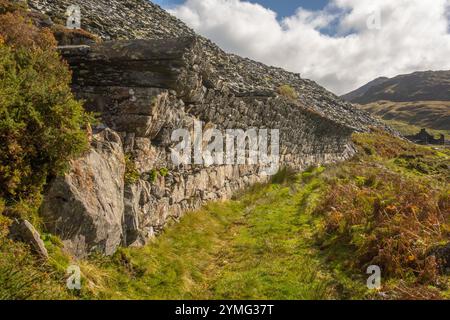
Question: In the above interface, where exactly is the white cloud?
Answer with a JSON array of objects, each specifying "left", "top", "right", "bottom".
[{"left": 168, "top": 0, "right": 450, "bottom": 94}]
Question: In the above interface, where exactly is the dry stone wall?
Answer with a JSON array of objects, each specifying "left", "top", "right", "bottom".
[{"left": 25, "top": 0, "right": 387, "bottom": 257}]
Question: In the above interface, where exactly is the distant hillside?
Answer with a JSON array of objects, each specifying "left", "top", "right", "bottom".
[
  {"left": 342, "top": 71, "right": 450, "bottom": 137},
  {"left": 341, "top": 77, "right": 389, "bottom": 102},
  {"left": 358, "top": 101, "right": 450, "bottom": 132},
  {"left": 342, "top": 70, "right": 450, "bottom": 104}
]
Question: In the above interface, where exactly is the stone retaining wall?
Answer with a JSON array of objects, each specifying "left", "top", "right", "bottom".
[{"left": 41, "top": 38, "right": 356, "bottom": 257}]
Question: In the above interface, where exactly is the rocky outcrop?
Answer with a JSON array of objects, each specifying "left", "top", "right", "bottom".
[
  {"left": 24, "top": 0, "right": 394, "bottom": 257},
  {"left": 9, "top": 219, "right": 49, "bottom": 260},
  {"left": 41, "top": 129, "right": 125, "bottom": 257}
]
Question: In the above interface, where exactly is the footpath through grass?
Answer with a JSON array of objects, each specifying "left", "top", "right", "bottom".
[{"left": 80, "top": 168, "right": 364, "bottom": 300}]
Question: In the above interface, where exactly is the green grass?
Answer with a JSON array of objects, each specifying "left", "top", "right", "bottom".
[
  {"left": 0, "top": 216, "right": 70, "bottom": 300},
  {"left": 74, "top": 168, "right": 366, "bottom": 300},
  {"left": 65, "top": 133, "right": 450, "bottom": 300}
]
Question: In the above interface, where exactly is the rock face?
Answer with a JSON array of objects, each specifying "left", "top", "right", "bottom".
[
  {"left": 41, "top": 129, "right": 125, "bottom": 257},
  {"left": 25, "top": 0, "right": 394, "bottom": 257}
]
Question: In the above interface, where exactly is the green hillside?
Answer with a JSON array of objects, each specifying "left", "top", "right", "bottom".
[{"left": 356, "top": 101, "right": 450, "bottom": 137}]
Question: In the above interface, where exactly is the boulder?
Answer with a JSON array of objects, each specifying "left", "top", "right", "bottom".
[
  {"left": 41, "top": 129, "right": 125, "bottom": 258},
  {"left": 9, "top": 219, "right": 49, "bottom": 260}
]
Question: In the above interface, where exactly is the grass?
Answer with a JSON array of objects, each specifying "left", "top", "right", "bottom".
[
  {"left": 382, "top": 119, "right": 449, "bottom": 138},
  {"left": 124, "top": 153, "right": 140, "bottom": 185},
  {"left": 0, "top": 215, "right": 70, "bottom": 300},
  {"left": 277, "top": 85, "right": 298, "bottom": 100}
]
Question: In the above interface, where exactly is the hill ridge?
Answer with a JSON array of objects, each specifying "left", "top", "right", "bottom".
[{"left": 342, "top": 70, "right": 450, "bottom": 104}]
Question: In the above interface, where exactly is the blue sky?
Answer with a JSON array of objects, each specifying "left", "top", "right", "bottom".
[{"left": 154, "top": 0, "right": 330, "bottom": 18}]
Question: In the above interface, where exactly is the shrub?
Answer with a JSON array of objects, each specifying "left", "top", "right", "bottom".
[
  {"left": 0, "top": 0, "right": 26, "bottom": 15},
  {"left": 159, "top": 167, "right": 169, "bottom": 177},
  {"left": 0, "top": 12, "right": 93, "bottom": 202},
  {"left": 51, "top": 24, "right": 99, "bottom": 46},
  {"left": 0, "top": 12, "right": 56, "bottom": 49},
  {"left": 316, "top": 133, "right": 450, "bottom": 284},
  {"left": 124, "top": 154, "right": 140, "bottom": 185},
  {"left": 277, "top": 84, "right": 298, "bottom": 100}
]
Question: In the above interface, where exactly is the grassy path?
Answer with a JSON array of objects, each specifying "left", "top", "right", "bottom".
[
  {"left": 85, "top": 170, "right": 350, "bottom": 300},
  {"left": 202, "top": 177, "right": 333, "bottom": 299}
]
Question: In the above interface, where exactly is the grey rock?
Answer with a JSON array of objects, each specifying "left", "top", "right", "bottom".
[
  {"left": 41, "top": 129, "right": 125, "bottom": 258},
  {"left": 9, "top": 219, "right": 49, "bottom": 260}
]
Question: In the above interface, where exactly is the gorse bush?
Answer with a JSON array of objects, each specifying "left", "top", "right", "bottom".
[
  {"left": 0, "top": 3, "right": 89, "bottom": 300},
  {"left": 0, "top": 11, "right": 93, "bottom": 202}
]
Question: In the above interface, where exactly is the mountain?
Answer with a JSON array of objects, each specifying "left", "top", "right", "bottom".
[
  {"left": 342, "top": 70, "right": 450, "bottom": 104},
  {"left": 341, "top": 77, "right": 389, "bottom": 102},
  {"left": 342, "top": 71, "right": 450, "bottom": 135}
]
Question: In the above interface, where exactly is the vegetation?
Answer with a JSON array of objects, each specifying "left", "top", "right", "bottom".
[
  {"left": 124, "top": 154, "right": 140, "bottom": 185},
  {"left": 379, "top": 119, "right": 449, "bottom": 138},
  {"left": 0, "top": 0, "right": 27, "bottom": 15},
  {"left": 0, "top": 9, "right": 93, "bottom": 205},
  {"left": 0, "top": 0, "right": 448, "bottom": 301},
  {"left": 51, "top": 24, "right": 99, "bottom": 45},
  {"left": 74, "top": 133, "right": 447, "bottom": 300},
  {"left": 0, "top": 215, "right": 69, "bottom": 299},
  {"left": 344, "top": 70, "right": 450, "bottom": 104},
  {"left": 277, "top": 84, "right": 298, "bottom": 100},
  {"left": 159, "top": 167, "right": 169, "bottom": 177},
  {"left": 145, "top": 168, "right": 170, "bottom": 184},
  {"left": 315, "top": 132, "right": 449, "bottom": 299},
  {"left": 0, "top": 1, "right": 92, "bottom": 300},
  {"left": 61, "top": 167, "right": 339, "bottom": 300},
  {"left": 357, "top": 100, "right": 450, "bottom": 135},
  {"left": 1, "top": 129, "right": 449, "bottom": 299}
]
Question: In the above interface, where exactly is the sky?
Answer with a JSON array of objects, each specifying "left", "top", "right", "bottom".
[
  {"left": 154, "top": 0, "right": 330, "bottom": 17},
  {"left": 152, "top": 0, "right": 450, "bottom": 95}
]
